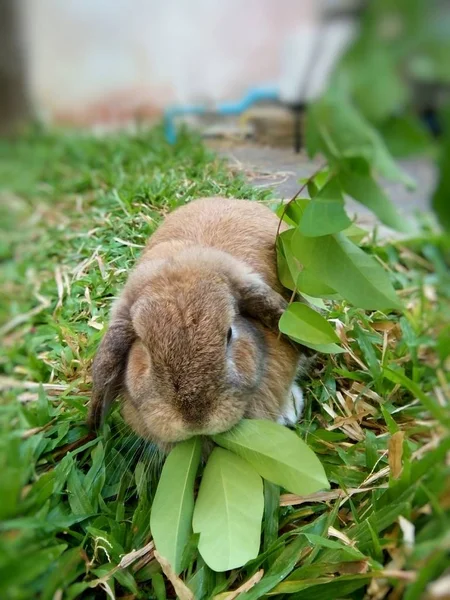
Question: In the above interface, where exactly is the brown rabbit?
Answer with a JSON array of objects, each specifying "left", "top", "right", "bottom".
[{"left": 88, "top": 197, "right": 304, "bottom": 449}]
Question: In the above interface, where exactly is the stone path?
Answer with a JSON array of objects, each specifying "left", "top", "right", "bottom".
[{"left": 209, "top": 141, "right": 436, "bottom": 236}]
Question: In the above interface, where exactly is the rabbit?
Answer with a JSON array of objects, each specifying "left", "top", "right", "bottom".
[{"left": 88, "top": 197, "right": 305, "bottom": 450}]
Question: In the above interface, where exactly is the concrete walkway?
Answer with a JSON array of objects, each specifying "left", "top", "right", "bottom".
[{"left": 210, "top": 142, "right": 436, "bottom": 234}]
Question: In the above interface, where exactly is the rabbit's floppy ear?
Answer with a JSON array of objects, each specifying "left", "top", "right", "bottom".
[
  {"left": 88, "top": 301, "right": 136, "bottom": 430},
  {"left": 228, "top": 269, "right": 287, "bottom": 332}
]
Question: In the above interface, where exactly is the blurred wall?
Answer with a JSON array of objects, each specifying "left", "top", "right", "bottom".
[{"left": 22, "top": 0, "right": 319, "bottom": 125}]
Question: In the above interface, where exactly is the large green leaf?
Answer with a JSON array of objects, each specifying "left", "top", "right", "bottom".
[
  {"left": 279, "top": 303, "right": 339, "bottom": 350},
  {"left": 276, "top": 230, "right": 297, "bottom": 291},
  {"left": 306, "top": 98, "right": 414, "bottom": 187},
  {"left": 150, "top": 437, "right": 201, "bottom": 574},
  {"left": 299, "top": 177, "right": 352, "bottom": 237},
  {"left": 292, "top": 229, "right": 402, "bottom": 310},
  {"left": 277, "top": 230, "right": 337, "bottom": 298},
  {"left": 338, "top": 158, "right": 411, "bottom": 232},
  {"left": 296, "top": 270, "right": 337, "bottom": 298},
  {"left": 192, "top": 448, "right": 263, "bottom": 572},
  {"left": 213, "top": 420, "right": 329, "bottom": 495}
]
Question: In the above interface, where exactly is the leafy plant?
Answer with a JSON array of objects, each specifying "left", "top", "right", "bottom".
[{"left": 274, "top": 0, "right": 450, "bottom": 354}]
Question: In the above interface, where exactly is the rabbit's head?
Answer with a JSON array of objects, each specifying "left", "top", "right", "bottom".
[{"left": 88, "top": 246, "right": 288, "bottom": 446}]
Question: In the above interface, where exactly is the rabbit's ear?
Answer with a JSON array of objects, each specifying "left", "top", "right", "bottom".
[
  {"left": 231, "top": 272, "right": 287, "bottom": 332},
  {"left": 88, "top": 302, "right": 135, "bottom": 430}
]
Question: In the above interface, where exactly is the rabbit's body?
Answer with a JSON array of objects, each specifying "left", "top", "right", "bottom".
[
  {"left": 89, "top": 197, "right": 303, "bottom": 448},
  {"left": 144, "top": 197, "right": 285, "bottom": 292}
]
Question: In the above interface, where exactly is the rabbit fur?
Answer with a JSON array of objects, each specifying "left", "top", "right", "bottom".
[{"left": 88, "top": 197, "right": 305, "bottom": 449}]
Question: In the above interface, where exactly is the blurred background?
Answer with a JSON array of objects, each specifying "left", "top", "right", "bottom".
[
  {"left": 4, "top": 0, "right": 348, "bottom": 128},
  {"left": 1, "top": 0, "right": 450, "bottom": 229},
  {"left": 2, "top": 0, "right": 448, "bottom": 137}
]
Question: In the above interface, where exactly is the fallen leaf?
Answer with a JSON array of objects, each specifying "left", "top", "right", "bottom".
[
  {"left": 119, "top": 541, "right": 154, "bottom": 569},
  {"left": 389, "top": 431, "right": 405, "bottom": 479},
  {"left": 337, "top": 560, "right": 369, "bottom": 575},
  {"left": 154, "top": 551, "right": 194, "bottom": 600}
]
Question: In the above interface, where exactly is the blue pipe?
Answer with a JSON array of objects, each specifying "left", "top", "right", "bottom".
[{"left": 164, "top": 85, "right": 280, "bottom": 144}]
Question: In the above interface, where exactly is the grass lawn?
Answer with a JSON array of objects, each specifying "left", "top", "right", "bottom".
[{"left": 0, "top": 126, "right": 449, "bottom": 600}]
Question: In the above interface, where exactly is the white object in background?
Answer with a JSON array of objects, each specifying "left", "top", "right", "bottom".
[{"left": 279, "top": 18, "right": 358, "bottom": 105}]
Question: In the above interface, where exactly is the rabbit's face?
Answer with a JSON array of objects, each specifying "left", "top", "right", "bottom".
[
  {"left": 88, "top": 249, "right": 288, "bottom": 447},
  {"left": 122, "top": 276, "right": 266, "bottom": 443}
]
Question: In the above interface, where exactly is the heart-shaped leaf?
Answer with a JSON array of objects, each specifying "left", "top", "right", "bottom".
[
  {"left": 296, "top": 269, "right": 337, "bottom": 297},
  {"left": 213, "top": 420, "right": 330, "bottom": 495},
  {"left": 299, "top": 177, "right": 352, "bottom": 237},
  {"left": 277, "top": 231, "right": 337, "bottom": 299},
  {"left": 279, "top": 303, "right": 340, "bottom": 349},
  {"left": 277, "top": 199, "right": 309, "bottom": 227},
  {"left": 192, "top": 447, "right": 263, "bottom": 572},
  {"left": 150, "top": 437, "right": 201, "bottom": 574},
  {"left": 292, "top": 229, "right": 402, "bottom": 310}
]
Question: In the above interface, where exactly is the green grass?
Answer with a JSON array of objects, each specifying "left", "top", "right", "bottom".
[{"left": 0, "top": 126, "right": 449, "bottom": 600}]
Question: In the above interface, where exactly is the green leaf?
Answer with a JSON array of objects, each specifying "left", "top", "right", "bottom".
[
  {"left": 298, "top": 294, "right": 329, "bottom": 311},
  {"left": 341, "top": 223, "right": 368, "bottom": 245},
  {"left": 150, "top": 437, "right": 201, "bottom": 574},
  {"left": 0, "top": 467, "right": 26, "bottom": 519},
  {"left": 276, "top": 230, "right": 297, "bottom": 291},
  {"left": 380, "top": 115, "right": 434, "bottom": 158},
  {"left": 303, "top": 170, "right": 330, "bottom": 197},
  {"left": 0, "top": 545, "right": 67, "bottom": 597},
  {"left": 303, "top": 342, "right": 346, "bottom": 354},
  {"left": 67, "top": 467, "right": 95, "bottom": 516},
  {"left": 307, "top": 98, "right": 414, "bottom": 186},
  {"left": 192, "top": 447, "right": 263, "bottom": 572},
  {"left": 432, "top": 106, "right": 450, "bottom": 231},
  {"left": 292, "top": 229, "right": 402, "bottom": 310},
  {"left": 303, "top": 533, "right": 364, "bottom": 559},
  {"left": 280, "top": 198, "right": 310, "bottom": 227},
  {"left": 277, "top": 230, "right": 338, "bottom": 298},
  {"left": 344, "top": 45, "right": 408, "bottom": 123},
  {"left": 299, "top": 178, "right": 352, "bottom": 237},
  {"left": 296, "top": 270, "right": 337, "bottom": 298},
  {"left": 279, "top": 303, "right": 339, "bottom": 349},
  {"left": 239, "top": 535, "right": 307, "bottom": 599},
  {"left": 213, "top": 420, "right": 330, "bottom": 495},
  {"left": 263, "top": 482, "right": 280, "bottom": 559},
  {"left": 272, "top": 573, "right": 372, "bottom": 598},
  {"left": 383, "top": 368, "right": 450, "bottom": 426},
  {"left": 338, "top": 158, "right": 411, "bottom": 232},
  {"left": 40, "top": 547, "right": 84, "bottom": 600}
]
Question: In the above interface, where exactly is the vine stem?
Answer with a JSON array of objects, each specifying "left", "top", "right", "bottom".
[
  {"left": 274, "top": 162, "right": 325, "bottom": 352},
  {"left": 275, "top": 162, "right": 326, "bottom": 243}
]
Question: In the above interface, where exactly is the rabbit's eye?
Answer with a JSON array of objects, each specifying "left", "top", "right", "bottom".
[{"left": 227, "top": 327, "right": 233, "bottom": 344}]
